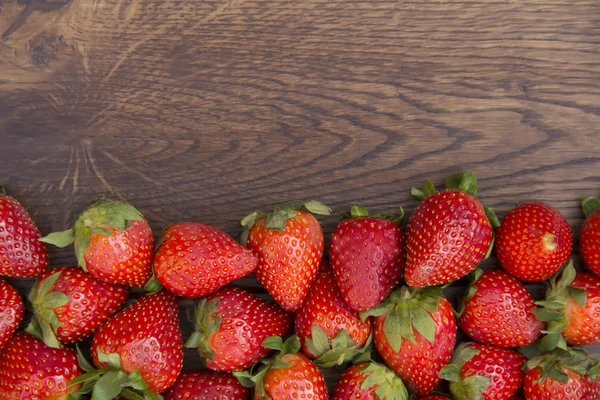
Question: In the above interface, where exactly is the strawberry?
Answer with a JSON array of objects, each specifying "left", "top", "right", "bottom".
[
  {"left": 580, "top": 197, "right": 600, "bottom": 277},
  {"left": 152, "top": 222, "right": 258, "bottom": 298},
  {"left": 329, "top": 205, "right": 405, "bottom": 312},
  {"left": 0, "top": 331, "right": 83, "bottom": 399},
  {"left": 186, "top": 286, "right": 292, "bottom": 372},
  {"left": 41, "top": 199, "right": 154, "bottom": 287},
  {"left": 26, "top": 266, "right": 129, "bottom": 347},
  {"left": 332, "top": 361, "right": 408, "bottom": 400},
  {"left": 458, "top": 269, "right": 543, "bottom": 348},
  {"left": 440, "top": 342, "right": 526, "bottom": 400},
  {"left": 495, "top": 201, "right": 572, "bottom": 282},
  {"left": 234, "top": 335, "right": 328, "bottom": 400},
  {"left": 0, "top": 185, "right": 48, "bottom": 277},
  {"left": 241, "top": 200, "right": 330, "bottom": 311},
  {"left": 164, "top": 371, "right": 250, "bottom": 400},
  {"left": 364, "top": 286, "right": 457, "bottom": 397},
  {"left": 406, "top": 172, "right": 496, "bottom": 287},
  {"left": 0, "top": 278, "right": 23, "bottom": 350},
  {"left": 295, "top": 262, "right": 372, "bottom": 367}
]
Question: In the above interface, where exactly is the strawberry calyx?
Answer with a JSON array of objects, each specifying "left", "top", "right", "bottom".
[
  {"left": 524, "top": 347, "right": 600, "bottom": 385},
  {"left": 455, "top": 269, "right": 484, "bottom": 317},
  {"left": 184, "top": 296, "right": 222, "bottom": 359},
  {"left": 343, "top": 205, "right": 405, "bottom": 226},
  {"left": 359, "top": 361, "right": 409, "bottom": 400},
  {"left": 0, "top": 184, "right": 6, "bottom": 196},
  {"left": 582, "top": 197, "right": 600, "bottom": 218},
  {"left": 439, "top": 343, "right": 491, "bottom": 400},
  {"left": 306, "top": 324, "right": 372, "bottom": 368}
]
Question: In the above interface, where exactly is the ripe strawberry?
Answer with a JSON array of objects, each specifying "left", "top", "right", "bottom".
[
  {"left": 234, "top": 335, "right": 328, "bottom": 400},
  {"left": 186, "top": 286, "right": 292, "bottom": 372},
  {"left": 406, "top": 172, "right": 495, "bottom": 287},
  {"left": 0, "top": 331, "right": 83, "bottom": 399},
  {"left": 0, "top": 278, "right": 24, "bottom": 350},
  {"left": 241, "top": 200, "right": 330, "bottom": 311},
  {"left": 495, "top": 201, "right": 572, "bottom": 282},
  {"left": 332, "top": 362, "right": 408, "bottom": 400},
  {"left": 458, "top": 269, "right": 543, "bottom": 348},
  {"left": 164, "top": 371, "right": 250, "bottom": 400},
  {"left": 440, "top": 342, "right": 525, "bottom": 400},
  {"left": 580, "top": 197, "right": 600, "bottom": 277},
  {"left": 295, "top": 262, "right": 372, "bottom": 367},
  {"left": 26, "top": 266, "right": 129, "bottom": 347},
  {"left": 0, "top": 185, "right": 48, "bottom": 277},
  {"left": 41, "top": 199, "right": 154, "bottom": 287},
  {"left": 365, "top": 286, "right": 457, "bottom": 397},
  {"left": 329, "top": 205, "right": 405, "bottom": 312},
  {"left": 153, "top": 222, "right": 258, "bottom": 298}
]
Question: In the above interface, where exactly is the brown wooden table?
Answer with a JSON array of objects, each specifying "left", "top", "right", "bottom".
[{"left": 1, "top": 0, "right": 599, "bottom": 396}]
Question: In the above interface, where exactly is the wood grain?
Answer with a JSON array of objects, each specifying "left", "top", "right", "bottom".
[{"left": 1, "top": 0, "right": 599, "bottom": 395}]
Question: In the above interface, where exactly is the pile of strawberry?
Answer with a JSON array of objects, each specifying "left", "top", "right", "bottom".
[{"left": 1, "top": 172, "right": 600, "bottom": 400}]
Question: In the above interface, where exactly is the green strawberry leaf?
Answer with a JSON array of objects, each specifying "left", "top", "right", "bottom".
[
  {"left": 119, "top": 388, "right": 146, "bottom": 400},
  {"left": 568, "top": 287, "right": 587, "bottom": 307},
  {"left": 383, "top": 310, "right": 403, "bottom": 353},
  {"left": 548, "top": 363, "right": 569, "bottom": 384},
  {"left": 582, "top": 197, "right": 600, "bottom": 218},
  {"left": 302, "top": 200, "right": 331, "bottom": 215},
  {"left": 41, "top": 292, "right": 70, "bottom": 309},
  {"left": 359, "top": 301, "right": 392, "bottom": 321},
  {"left": 35, "top": 270, "right": 63, "bottom": 298},
  {"left": 92, "top": 369, "right": 129, "bottom": 400},
  {"left": 281, "top": 335, "right": 301, "bottom": 354},
  {"left": 74, "top": 232, "right": 91, "bottom": 271},
  {"left": 350, "top": 205, "right": 369, "bottom": 218},
  {"left": 185, "top": 297, "right": 221, "bottom": 359},
  {"left": 262, "top": 336, "right": 284, "bottom": 351},
  {"left": 449, "top": 375, "right": 490, "bottom": 400},
  {"left": 265, "top": 209, "right": 296, "bottom": 231},
  {"left": 307, "top": 324, "right": 331, "bottom": 357},
  {"left": 445, "top": 172, "right": 479, "bottom": 196},
  {"left": 410, "top": 306, "right": 436, "bottom": 344},
  {"left": 232, "top": 370, "right": 256, "bottom": 388},
  {"left": 532, "top": 308, "right": 564, "bottom": 322},
  {"left": 68, "top": 369, "right": 107, "bottom": 387},
  {"left": 556, "top": 261, "right": 576, "bottom": 290},
  {"left": 452, "top": 343, "right": 479, "bottom": 368},
  {"left": 97, "top": 348, "right": 122, "bottom": 370},
  {"left": 484, "top": 207, "right": 501, "bottom": 229},
  {"left": 77, "top": 345, "right": 95, "bottom": 373},
  {"left": 439, "top": 364, "right": 461, "bottom": 382},
  {"left": 423, "top": 180, "right": 437, "bottom": 197},
  {"left": 125, "top": 370, "right": 149, "bottom": 391},
  {"left": 410, "top": 187, "right": 426, "bottom": 201},
  {"left": 539, "top": 333, "right": 562, "bottom": 353},
  {"left": 40, "top": 229, "right": 75, "bottom": 247}
]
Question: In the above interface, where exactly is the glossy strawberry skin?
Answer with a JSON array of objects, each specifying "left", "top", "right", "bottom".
[
  {"left": 154, "top": 222, "right": 258, "bottom": 298},
  {"left": 91, "top": 290, "right": 183, "bottom": 393},
  {"left": 247, "top": 210, "right": 325, "bottom": 311},
  {"left": 580, "top": 210, "right": 600, "bottom": 276},
  {"left": 563, "top": 272, "right": 600, "bottom": 346},
  {"left": 524, "top": 367, "right": 597, "bottom": 400},
  {"left": 329, "top": 217, "right": 405, "bottom": 311},
  {"left": 164, "top": 371, "right": 249, "bottom": 400},
  {"left": 0, "top": 194, "right": 48, "bottom": 277},
  {"left": 459, "top": 269, "right": 543, "bottom": 348},
  {"left": 332, "top": 363, "right": 378, "bottom": 400},
  {"left": 374, "top": 297, "right": 457, "bottom": 397},
  {"left": 496, "top": 202, "right": 572, "bottom": 282},
  {"left": 0, "top": 278, "right": 23, "bottom": 350},
  {"left": 0, "top": 331, "right": 82, "bottom": 399},
  {"left": 405, "top": 190, "right": 492, "bottom": 288},
  {"left": 295, "top": 263, "right": 372, "bottom": 358}
]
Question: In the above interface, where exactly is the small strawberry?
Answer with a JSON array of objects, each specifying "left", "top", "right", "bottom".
[
  {"left": 26, "top": 266, "right": 129, "bottom": 347},
  {"left": 295, "top": 262, "right": 372, "bottom": 367},
  {"left": 332, "top": 361, "right": 408, "bottom": 400},
  {"left": 458, "top": 269, "right": 543, "bottom": 348},
  {"left": 495, "top": 201, "right": 572, "bottom": 282},
  {"left": 152, "top": 222, "right": 258, "bottom": 298},
  {"left": 0, "top": 331, "right": 83, "bottom": 399},
  {"left": 329, "top": 205, "right": 405, "bottom": 312},
  {"left": 440, "top": 342, "right": 526, "bottom": 400},
  {"left": 364, "top": 286, "right": 457, "bottom": 397},
  {"left": 186, "top": 286, "right": 292, "bottom": 372},
  {"left": 580, "top": 197, "right": 600, "bottom": 277},
  {"left": 241, "top": 200, "right": 330, "bottom": 311},
  {"left": 406, "top": 172, "right": 496, "bottom": 288},
  {"left": 0, "top": 185, "right": 48, "bottom": 277},
  {"left": 164, "top": 371, "right": 250, "bottom": 400},
  {"left": 234, "top": 335, "right": 328, "bottom": 400},
  {"left": 0, "top": 278, "right": 24, "bottom": 350},
  {"left": 41, "top": 199, "right": 154, "bottom": 287}
]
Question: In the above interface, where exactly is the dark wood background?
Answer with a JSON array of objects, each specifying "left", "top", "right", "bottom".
[{"left": 1, "top": 0, "right": 599, "bottom": 396}]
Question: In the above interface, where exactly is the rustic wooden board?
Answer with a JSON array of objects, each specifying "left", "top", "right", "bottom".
[{"left": 1, "top": 0, "right": 599, "bottom": 396}]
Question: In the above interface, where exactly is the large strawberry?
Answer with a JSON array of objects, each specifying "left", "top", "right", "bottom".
[
  {"left": 495, "top": 201, "right": 572, "bottom": 282},
  {"left": 0, "top": 331, "right": 83, "bottom": 399},
  {"left": 406, "top": 172, "right": 496, "bottom": 287},
  {"left": 241, "top": 200, "right": 330, "bottom": 311},
  {"left": 164, "top": 371, "right": 250, "bottom": 400},
  {"left": 0, "top": 278, "right": 23, "bottom": 350},
  {"left": 458, "top": 269, "right": 543, "bottom": 348},
  {"left": 364, "top": 286, "right": 457, "bottom": 397},
  {"left": 295, "top": 262, "right": 372, "bottom": 367},
  {"left": 41, "top": 199, "right": 154, "bottom": 287},
  {"left": 152, "top": 222, "right": 258, "bottom": 298},
  {"left": 333, "top": 361, "right": 408, "bottom": 400},
  {"left": 186, "top": 286, "right": 292, "bottom": 372},
  {"left": 26, "top": 266, "right": 129, "bottom": 347},
  {"left": 580, "top": 197, "right": 600, "bottom": 277},
  {"left": 440, "top": 342, "right": 525, "bottom": 400},
  {"left": 329, "top": 205, "right": 405, "bottom": 312},
  {"left": 0, "top": 185, "right": 48, "bottom": 277}
]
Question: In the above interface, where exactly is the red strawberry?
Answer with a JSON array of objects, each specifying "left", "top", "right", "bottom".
[
  {"left": 495, "top": 201, "right": 572, "bottom": 282},
  {"left": 41, "top": 200, "right": 154, "bottom": 287},
  {"left": 0, "top": 331, "right": 83, "bottom": 399},
  {"left": 164, "top": 371, "right": 250, "bottom": 400},
  {"left": 406, "top": 173, "right": 495, "bottom": 287},
  {"left": 329, "top": 205, "right": 405, "bottom": 312},
  {"left": 332, "top": 362, "right": 408, "bottom": 400},
  {"left": 295, "top": 262, "right": 372, "bottom": 367},
  {"left": 234, "top": 335, "right": 328, "bottom": 400},
  {"left": 366, "top": 286, "right": 457, "bottom": 397},
  {"left": 186, "top": 286, "right": 292, "bottom": 372},
  {"left": 152, "top": 222, "right": 258, "bottom": 298},
  {"left": 26, "top": 266, "right": 128, "bottom": 347},
  {"left": 0, "top": 185, "right": 48, "bottom": 277},
  {"left": 580, "top": 197, "right": 600, "bottom": 277},
  {"left": 458, "top": 269, "right": 543, "bottom": 348},
  {"left": 241, "top": 200, "right": 330, "bottom": 311},
  {"left": 0, "top": 278, "right": 23, "bottom": 350},
  {"left": 440, "top": 342, "right": 525, "bottom": 400}
]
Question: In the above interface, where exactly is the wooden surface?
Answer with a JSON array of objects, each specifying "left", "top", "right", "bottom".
[{"left": 1, "top": 0, "right": 600, "bottom": 395}]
